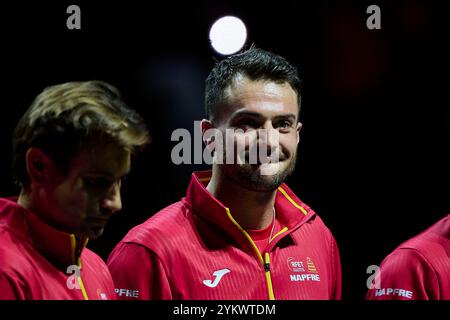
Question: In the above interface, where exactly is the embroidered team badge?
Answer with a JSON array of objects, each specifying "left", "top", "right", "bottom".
[{"left": 287, "top": 256, "right": 320, "bottom": 282}]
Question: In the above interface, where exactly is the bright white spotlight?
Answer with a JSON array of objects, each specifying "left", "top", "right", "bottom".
[{"left": 209, "top": 16, "right": 247, "bottom": 55}]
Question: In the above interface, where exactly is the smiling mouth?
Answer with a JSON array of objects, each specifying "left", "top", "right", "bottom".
[
  {"left": 241, "top": 156, "right": 285, "bottom": 164},
  {"left": 251, "top": 157, "right": 286, "bottom": 166}
]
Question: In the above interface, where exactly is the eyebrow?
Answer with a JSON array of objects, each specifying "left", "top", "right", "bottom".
[
  {"left": 272, "top": 114, "right": 297, "bottom": 122},
  {"left": 83, "top": 170, "right": 130, "bottom": 179},
  {"left": 229, "top": 110, "right": 264, "bottom": 121}
]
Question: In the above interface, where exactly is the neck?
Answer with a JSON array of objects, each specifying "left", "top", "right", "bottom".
[
  {"left": 206, "top": 167, "right": 277, "bottom": 230},
  {"left": 17, "top": 188, "right": 34, "bottom": 212},
  {"left": 17, "top": 188, "right": 72, "bottom": 236}
]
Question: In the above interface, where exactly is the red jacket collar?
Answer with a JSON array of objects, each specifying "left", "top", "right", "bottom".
[
  {"left": 184, "top": 170, "right": 315, "bottom": 250},
  {"left": 0, "top": 197, "right": 88, "bottom": 270}
]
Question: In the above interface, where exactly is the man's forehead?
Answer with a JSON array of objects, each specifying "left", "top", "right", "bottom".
[
  {"left": 228, "top": 74, "right": 295, "bottom": 93},
  {"left": 231, "top": 102, "right": 293, "bottom": 115},
  {"left": 223, "top": 77, "right": 299, "bottom": 118}
]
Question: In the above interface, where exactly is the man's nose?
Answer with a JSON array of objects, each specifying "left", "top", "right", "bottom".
[
  {"left": 101, "top": 182, "right": 122, "bottom": 214},
  {"left": 257, "top": 123, "right": 279, "bottom": 150}
]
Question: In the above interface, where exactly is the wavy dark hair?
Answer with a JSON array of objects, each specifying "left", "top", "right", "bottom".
[{"left": 205, "top": 47, "right": 301, "bottom": 124}]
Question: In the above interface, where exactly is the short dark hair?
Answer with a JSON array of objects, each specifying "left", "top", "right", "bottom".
[
  {"left": 12, "top": 80, "right": 150, "bottom": 187},
  {"left": 205, "top": 47, "right": 302, "bottom": 124}
]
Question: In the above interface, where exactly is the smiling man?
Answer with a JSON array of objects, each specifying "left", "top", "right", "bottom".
[
  {"left": 108, "top": 48, "right": 341, "bottom": 299},
  {"left": 0, "top": 81, "right": 149, "bottom": 299}
]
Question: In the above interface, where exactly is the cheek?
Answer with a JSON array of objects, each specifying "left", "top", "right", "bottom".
[
  {"left": 281, "top": 135, "right": 298, "bottom": 153},
  {"left": 53, "top": 181, "right": 90, "bottom": 214}
]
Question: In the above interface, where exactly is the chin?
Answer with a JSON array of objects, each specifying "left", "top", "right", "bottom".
[
  {"left": 86, "top": 227, "right": 105, "bottom": 239},
  {"left": 226, "top": 159, "right": 295, "bottom": 192},
  {"left": 229, "top": 167, "right": 284, "bottom": 192}
]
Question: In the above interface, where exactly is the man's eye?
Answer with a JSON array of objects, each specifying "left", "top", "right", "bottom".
[
  {"left": 277, "top": 120, "right": 293, "bottom": 129},
  {"left": 84, "top": 178, "right": 114, "bottom": 188},
  {"left": 235, "top": 119, "right": 258, "bottom": 130}
]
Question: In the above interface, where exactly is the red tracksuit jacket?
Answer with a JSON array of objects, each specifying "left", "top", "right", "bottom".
[
  {"left": 366, "top": 215, "right": 450, "bottom": 300},
  {"left": 108, "top": 171, "right": 341, "bottom": 300},
  {"left": 0, "top": 197, "right": 116, "bottom": 300}
]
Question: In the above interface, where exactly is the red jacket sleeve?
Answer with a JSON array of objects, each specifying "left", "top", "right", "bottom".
[
  {"left": 366, "top": 248, "right": 439, "bottom": 300},
  {"left": 107, "top": 242, "right": 172, "bottom": 300},
  {"left": 330, "top": 236, "right": 342, "bottom": 300},
  {"left": 0, "top": 274, "right": 23, "bottom": 300}
]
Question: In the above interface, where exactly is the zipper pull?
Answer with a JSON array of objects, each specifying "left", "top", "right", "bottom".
[{"left": 264, "top": 252, "right": 271, "bottom": 272}]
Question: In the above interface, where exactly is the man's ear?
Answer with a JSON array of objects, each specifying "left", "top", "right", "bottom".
[
  {"left": 296, "top": 122, "right": 303, "bottom": 144},
  {"left": 25, "top": 148, "right": 58, "bottom": 186},
  {"left": 200, "top": 119, "right": 214, "bottom": 145},
  {"left": 200, "top": 119, "right": 213, "bottom": 133}
]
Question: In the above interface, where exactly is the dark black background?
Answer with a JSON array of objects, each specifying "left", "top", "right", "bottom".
[{"left": 0, "top": 0, "right": 449, "bottom": 300}]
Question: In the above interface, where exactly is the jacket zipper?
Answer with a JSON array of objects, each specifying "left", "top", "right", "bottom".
[
  {"left": 225, "top": 208, "right": 277, "bottom": 300},
  {"left": 217, "top": 186, "right": 311, "bottom": 300},
  {"left": 70, "top": 234, "right": 89, "bottom": 300},
  {"left": 264, "top": 252, "right": 275, "bottom": 300}
]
